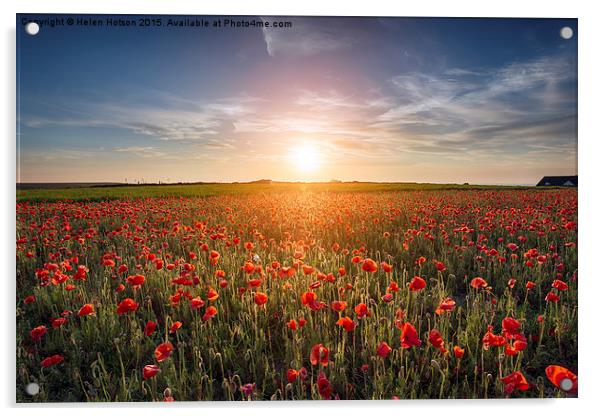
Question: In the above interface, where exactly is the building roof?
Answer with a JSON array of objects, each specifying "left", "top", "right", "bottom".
[{"left": 536, "top": 176, "right": 578, "bottom": 186}]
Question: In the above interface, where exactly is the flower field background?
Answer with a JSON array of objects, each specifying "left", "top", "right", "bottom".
[{"left": 16, "top": 185, "right": 578, "bottom": 401}]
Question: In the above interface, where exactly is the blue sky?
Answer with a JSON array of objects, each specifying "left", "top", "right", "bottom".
[{"left": 17, "top": 15, "right": 577, "bottom": 184}]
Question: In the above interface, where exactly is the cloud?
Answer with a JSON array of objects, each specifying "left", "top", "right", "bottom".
[
  {"left": 261, "top": 17, "right": 356, "bottom": 57},
  {"left": 113, "top": 146, "right": 166, "bottom": 158}
]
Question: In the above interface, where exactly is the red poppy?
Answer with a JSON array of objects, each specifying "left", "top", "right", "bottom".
[
  {"left": 336, "top": 316, "right": 356, "bottom": 332},
  {"left": 552, "top": 280, "right": 569, "bottom": 291},
  {"left": 361, "top": 258, "right": 378, "bottom": 273},
  {"left": 482, "top": 327, "right": 507, "bottom": 349},
  {"left": 126, "top": 274, "right": 145, "bottom": 287},
  {"left": 435, "top": 298, "right": 456, "bottom": 315},
  {"left": 30, "top": 325, "right": 48, "bottom": 342},
  {"left": 24, "top": 295, "right": 36, "bottom": 304},
  {"left": 470, "top": 277, "right": 488, "bottom": 289},
  {"left": 381, "top": 262, "right": 393, "bottom": 273},
  {"left": 545, "top": 291, "right": 560, "bottom": 302},
  {"left": 154, "top": 342, "right": 174, "bottom": 362},
  {"left": 354, "top": 303, "right": 370, "bottom": 319},
  {"left": 51, "top": 317, "right": 67, "bottom": 328},
  {"left": 116, "top": 298, "right": 139, "bottom": 315},
  {"left": 500, "top": 371, "right": 530, "bottom": 394},
  {"left": 190, "top": 296, "right": 205, "bottom": 310},
  {"left": 409, "top": 276, "right": 426, "bottom": 292},
  {"left": 207, "top": 287, "right": 219, "bottom": 302},
  {"left": 453, "top": 346, "right": 465, "bottom": 359},
  {"left": 316, "top": 372, "right": 332, "bottom": 399},
  {"left": 203, "top": 306, "right": 218, "bottom": 321},
  {"left": 78, "top": 303, "right": 96, "bottom": 317},
  {"left": 400, "top": 322, "right": 422, "bottom": 348},
  {"left": 41, "top": 354, "right": 64, "bottom": 368},
  {"left": 502, "top": 317, "right": 522, "bottom": 337},
  {"left": 143, "top": 364, "right": 161, "bottom": 380},
  {"left": 310, "top": 343, "right": 329, "bottom": 367},
  {"left": 145, "top": 320, "right": 157, "bottom": 336},
  {"left": 435, "top": 261, "right": 446, "bottom": 272},
  {"left": 286, "top": 368, "right": 299, "bottom": 383},
  {"left": 302, "top": 265, "right": 315, "bottom": 275},
  {"left": 287, "top": 319, "right": 297, "bottom": 331},
  {"left": 428, "top": 329, "right": 447, "bottom": 353},
  {"left": 381, "top": 293, "right": 394, "bottom": 303},
  {"left": 254, "top": 292, "right": 268, "bottom": 306},
  {"left": 376, "top": 341, "right": 392, "bottom": 358},
  {"left": 169, "top": 321, "right": 182, "bottom": 333},
  {"left": 545, "top": 365, "right": 578, "bottom": 394}
]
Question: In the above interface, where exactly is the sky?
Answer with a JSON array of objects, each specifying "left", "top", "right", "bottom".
[{"left": 17, "top": 15, "right": 577, "bottom": 185}]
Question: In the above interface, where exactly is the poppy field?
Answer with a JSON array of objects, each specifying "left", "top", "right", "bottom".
[{"left": 16, "top": 186, "right": 578, "bottom": 401}]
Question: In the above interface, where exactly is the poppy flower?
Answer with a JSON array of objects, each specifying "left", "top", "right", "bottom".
[
  {"left": 116, "top": 298, "right": 139, "bottom": 315},
  {"left": 207, "top": 287, "right": 219, "bottom": 302},
  {"left": 435, "top": 261, "right": 446, "bottom": 272},
  {"left": 500, "top": 371, "right": 529, "bottom": 394},
  {"left": 169, "top": 321, "right": 182, "bottom": 333},
  {"left": 336, "top": 316, "right": 356, "bottom": 332},
  {"left": 453, "top": 346, "right": 465, "bottom": 359},
  {"left": 316, "top": 372, "right": 332, "bottom": 399},
  {"left": 482, "top": 327, "right": 507, "bottom": 349},
  {"left": 78, "top": 303, "right": 96, "bottom": 317},
  {"left": 287, "top": 319, "right": 297, "bottom": 331},
  {"left": 331, "top": 300, "right": 347, "bottom": 312},
  {"left": 376, "top": 341, "right": 392, "bottom": 358},
  {"left": 361, "top": 258, "right": 378, "bottom": 273},
  {"left": 545, "top": 365, "right": 578, "bottom": 394},
  {"left": 143, "top": 364, "right": 161, "bottom": 380},
  {"left": 545, "top": 291, "right": 560, "bottom": 302},
  {"left": 154, "top": 342, "right": 174, "bottom": 362},
  {"left": 354, "top": 303, "right": 370, "bottom": 319},
  {"left": 51, "top": 317, "right": 67, "bottom": 328},
  {"left": 41, "top": 354, "right": 64, "bottom": 368},
  {"left": 552, "top": 280, "right": 569, "bottom": 291},
  {"left": 428, "top": 329, "right": 447, "bottom": 354},
  {"left": 381, "top": 293, "right": 394, "bottom": 303},
  {"left": 190, "top": 296, "right": 205, "bottom": 310},
  {"left": 502, "top": 317, "right": 521, "bottom": 337},
  {"left": 302, "top": 265, "right": 315, "bottom": 275},
  {"left": 254, "top": 292, "right": 268, "bottom": 306},
  {"left": 126, "top": 274, "right": 145, "bottom": 287},
  {"left": 470, "top": 277, "right": 488, "bottom": 289},
  {"left": 409, "top": 276, "right": 426, "bottom": 292},
  {"left": 202, "top": 306, "right": 218, "bottom": 321},
  {"left": 30, "top": 325, "right": 48, "bottom": 342},
  {"left": 525, "top": 281, "right": 536, "bottom": 290},
  {"left": 400, "top": 322, "right": 422, "bottom": 348},
  {"left": 286, "top": 368, "right": 299, "bottom": 383},
  {"left": 435, "top": 298, "right": 456, "bottom": 315},
  {"left": 24, "top": 295, "right": 36, "bottom": 304},
  {"left": 145, "top": 320, "right": 157, "bottom": 336},
  {"left": 381, "top": 262, "right": 393, "bottom": 273},
  {"left": 310, "top": 343, "right": 329, "bottom": 367},
  {"left": 301, "top": 291, "right": 317, "bottom": 306}
]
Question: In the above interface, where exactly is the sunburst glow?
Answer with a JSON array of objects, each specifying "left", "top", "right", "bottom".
[{"left": 290, "top": 143, "right": 321, "bottom": 173}]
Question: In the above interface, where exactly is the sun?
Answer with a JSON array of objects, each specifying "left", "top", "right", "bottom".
[{"left": 290, "top": 143, "right": 321, "bottom": 173}]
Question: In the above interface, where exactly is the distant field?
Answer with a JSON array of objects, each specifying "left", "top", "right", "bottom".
[{"left": 16, "top": 182, "right": 546, "bottom": 202}]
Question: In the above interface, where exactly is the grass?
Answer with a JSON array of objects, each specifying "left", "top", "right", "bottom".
[{"left": 16, "top": 182, "right": 542, "bottom": 202}]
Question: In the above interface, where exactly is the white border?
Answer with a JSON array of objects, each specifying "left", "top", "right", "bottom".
[{"left": 3, "top": 0, "right": 602, "bottom": 414}]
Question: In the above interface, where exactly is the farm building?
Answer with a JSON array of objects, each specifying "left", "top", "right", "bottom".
[{"left": 536, "top": 176, "right": 578, "bottom": 187}]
